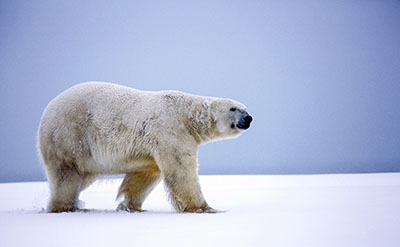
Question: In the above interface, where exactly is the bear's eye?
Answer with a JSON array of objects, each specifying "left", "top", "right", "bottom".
[{"left": 230, "top": 107, "right": 237, "bottom": 112}]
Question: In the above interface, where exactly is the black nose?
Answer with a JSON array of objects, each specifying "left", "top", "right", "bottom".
[
  {"left": 244, "top": 115, "right": 253, "bottom": 124},
  {"left": 236, "top": 114, "right": 253, "bottom": 130}
]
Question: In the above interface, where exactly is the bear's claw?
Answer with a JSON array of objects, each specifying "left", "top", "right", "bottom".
[
  {"left": 117, "top": 202, "right": 145, "bottom": 213},
  {"left": 182, "top": 205, "right": 225, "bottom": 214}
]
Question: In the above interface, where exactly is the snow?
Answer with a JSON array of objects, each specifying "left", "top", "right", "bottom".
[{"left": 1, "top": 173, "right": 399, "bottom": 247}]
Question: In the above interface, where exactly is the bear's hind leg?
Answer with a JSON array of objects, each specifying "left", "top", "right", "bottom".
[
  {"left": 45, "top": 164, "right": 83, "bottom": 213},
  {"left": 117, "top": 165, "right": 161, "bottom": 212},
  {"left": 80, "top": 173, "right": 98, "bottom": 192}
]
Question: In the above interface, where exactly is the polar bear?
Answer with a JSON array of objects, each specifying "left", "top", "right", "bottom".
[{"left": 37, "top": 82, "right": 252, "bottom": 213}]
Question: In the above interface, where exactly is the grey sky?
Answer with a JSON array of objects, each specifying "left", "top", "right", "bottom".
[{"left": 1, "top": 0, "right": 400, "bottom": 182}]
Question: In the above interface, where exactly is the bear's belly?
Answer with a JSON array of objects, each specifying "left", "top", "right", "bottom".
[{"left": 81, "top": 154, "right": 156, "bottom": 174}]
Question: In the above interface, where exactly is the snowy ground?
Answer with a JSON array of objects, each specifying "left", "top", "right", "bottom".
[{"left": 1, "top": 173, "right": 399, "bottom": 247}]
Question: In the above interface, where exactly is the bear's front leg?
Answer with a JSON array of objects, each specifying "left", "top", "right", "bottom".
[{"left": 155, "top": 149, "right": 219, "bottom": 213}]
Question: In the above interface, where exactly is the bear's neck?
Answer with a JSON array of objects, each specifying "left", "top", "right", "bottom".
[{"left": 185, "top": 102, "right": 217, "bottom": 145}]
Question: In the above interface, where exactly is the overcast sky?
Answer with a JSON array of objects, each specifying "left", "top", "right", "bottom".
[{"left": 1, "top": 0, "right": 399, "bottom": 182}]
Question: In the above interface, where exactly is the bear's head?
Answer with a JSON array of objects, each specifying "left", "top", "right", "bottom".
[{"left": 203, "top": 98, "right": 253, "bottom": 139}]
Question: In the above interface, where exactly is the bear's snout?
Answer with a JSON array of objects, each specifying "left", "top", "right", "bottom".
[
  {"left": 237, "top": 113, "right": 253, "bottom": 130},
  {"left": 244, "top": 115, "right": 253, "bottom": 124}
]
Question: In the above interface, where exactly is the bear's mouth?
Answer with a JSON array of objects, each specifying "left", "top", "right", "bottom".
[{"left": 236, "top": 122, "right": 250, "bottom": 130}]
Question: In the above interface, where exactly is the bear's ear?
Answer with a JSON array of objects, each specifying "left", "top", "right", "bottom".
[{"left": 202, "top": 100, "right": 211, "bottom": 110}]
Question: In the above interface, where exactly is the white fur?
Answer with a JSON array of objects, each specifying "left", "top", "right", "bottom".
[{"left": 37, "top": 81, "right": 249, "bottom": 213}]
